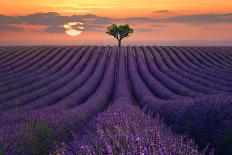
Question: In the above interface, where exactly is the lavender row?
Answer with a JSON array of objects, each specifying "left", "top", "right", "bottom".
[
  {"left": 112, "top": 46, "right": 134, "bottom": 104},
  {"left": 214, "top": 47, "right": 232, "bottom": 61},
  {"left": 0, "top": 47, "right": 45, "bottom": 73},
  {"left": 172, "top": 47, "right": 232, "bottom": 86},
  {"left": 0, "top": 47, "right": 103, "bottom": 126},
  {"left": 0, "top": 47, "right": 85, "bottom": 94},
  {"left": 1, "top": 48, "right": 52, "bottom": 76},
  {"left": 134, "top": 46, "right": 182, "bottom": 100},
  {"left": 17, "top": 46, "right": 104, "bottom": 112},
  {"left": 158, "top": 47, "right": 230, "bottom": 86},
  {"left": 189, "top": 47, "right": 232, "bottom": 72},
  {"left": 196, "top": 47, "right": 232, "bottom": 68},
  {"left": 62, "top": 103, "right": 207, "bottom": 155},
  {"left": 147, "top": 46, "right": 217, "bottom": 95},
  {"left": 0, "top": 47, "right": 71, "bottom": 86},
  {"left": 185, "top": 48, "right": 231, "bottom": 76},
  {"left": 127, "top": 46, "right": 232, "bottom": 154},
  {"left": 155, "top": 47, "right": 232, "bottom": 92},
  {"left": 204, "top": 47, "right": 232, "bottom": 66},
  {"left": 181, "top": 47, "right": 232, "bottom": 75},
  {"left": 43, "top": 46, "right": 116, "bottom": 137},
  {"left": 34, "top": 46, "right": 109, "bottom": 110},
  {"left": 0, "top": 47, "right": 93, "bottom": 110},
  {"left": 0, "top": 47, "right": 32, "bottom": 67},
  {"left": 143, "top": 46, "right": 207, "bottom": 96},
  {"left": 181, "top": 46, "right": 229, "bottom": 71},
  {"left": 63, "top": 50, "right": 206, "bottom": 154},
  {"left": 0, "top": 47, "right": 25, "bottom": 62},
  {"left": 0, "top": 47, "right": 64, "bottom": 80},
  {"left": 170, "top": 47, "right": 232, "bottom": 81}
]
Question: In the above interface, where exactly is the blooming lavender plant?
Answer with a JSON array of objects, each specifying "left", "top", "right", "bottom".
[{"left": 62, "top": 103, "right": 208, "bottom": 155}]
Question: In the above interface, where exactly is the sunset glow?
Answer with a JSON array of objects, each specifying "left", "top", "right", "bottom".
[
  {"left": 0, "top": 0, "right": 231, "bottom": 45},
  {"left": 1, "top": 0, "right": 231, "bottom": 17}
]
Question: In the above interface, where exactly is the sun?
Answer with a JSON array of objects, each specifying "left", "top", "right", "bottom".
[{"left": 63, "top": 22, "right": 84, "bottom": 37}]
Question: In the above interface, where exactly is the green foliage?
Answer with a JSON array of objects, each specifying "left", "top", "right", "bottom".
[
  {"left": 16, "top": 121, "right": 56, "bottom": 155},
  {"left": 1, "top": 120, "right": 57, "bottom": 155},
  {"left": 35, "top": 122, "right": 57, "bottom": 153},
  {"left": 217, "top": 130, "right": 232, "bottom": 155},
  {"left": 106, "top": 24, "right": 133, "bottom": 46}
]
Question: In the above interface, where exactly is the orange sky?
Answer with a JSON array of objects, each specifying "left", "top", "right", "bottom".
[
  {"left": 0, "top": 0, "right": 232, "bottom": 45},
  {"left": 1, "top": 0, "right": 231, "bottom": 17}
]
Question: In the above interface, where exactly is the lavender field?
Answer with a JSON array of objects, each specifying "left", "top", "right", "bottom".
[{"left": 0, "top": 46, "right": 232, "bottom": 155}]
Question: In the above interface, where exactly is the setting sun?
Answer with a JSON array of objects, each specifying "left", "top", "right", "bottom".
[{"left": 63, "top": 22, "right": 84, "bottom": 36}]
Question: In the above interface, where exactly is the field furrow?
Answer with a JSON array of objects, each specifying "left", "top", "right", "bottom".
[{"left": 0, "top": 46, "right": 231, "bottom": 155}]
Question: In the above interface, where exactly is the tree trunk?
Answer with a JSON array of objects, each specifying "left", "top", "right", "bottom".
[{"left": 118, "top": 39, "right": 122, "bottom": 47}]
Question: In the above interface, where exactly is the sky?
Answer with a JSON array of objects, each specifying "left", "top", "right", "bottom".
[{"left": 0, "top": 0, "right": 232, "bottom": 45}]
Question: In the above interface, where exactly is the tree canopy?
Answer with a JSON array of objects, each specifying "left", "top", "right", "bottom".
[{"left": 106, "top": 24, "right": 133, "bottom": 46}]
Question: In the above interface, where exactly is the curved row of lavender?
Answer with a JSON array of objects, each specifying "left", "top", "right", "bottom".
[
  {"left": 60, "top": 47, "right": 207, "bottom": 155},
  {"left": 0, "top": 46, "right": 231, "bottom": 154}
]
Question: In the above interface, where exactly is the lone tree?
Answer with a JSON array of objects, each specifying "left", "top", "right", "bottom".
[{"left": 106, "top": 24, "right": 133, "bottom": 47}]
